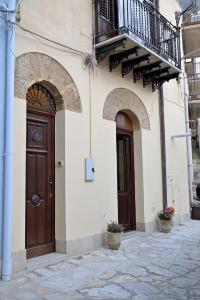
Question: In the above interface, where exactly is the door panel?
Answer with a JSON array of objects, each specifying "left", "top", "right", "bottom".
[
  {"left": 26, "top": 111, "right": 55, "bottom": 259},
  {"left": 117, "top": 130, "right": 135, "bottom": 231}
]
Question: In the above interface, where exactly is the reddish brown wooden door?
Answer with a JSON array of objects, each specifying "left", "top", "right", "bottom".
[
  {"left": 26, "top": 111, "right": 55, "bottom": 259},
  {"left": 116, "top": 112, "right": 135, "bottom": 231}
]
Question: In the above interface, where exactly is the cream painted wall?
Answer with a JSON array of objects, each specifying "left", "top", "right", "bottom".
[
  {"left": 12, "top": 98, "right": 26, "bottom": 252},
  {"left": 55, "top": 110, "right": 66, "bottom": 242},
  {"left": 160, "top": 0, "right": 190, "bottom": 217},
  {"left": 19, "top": 0, "right": 92, "bottom": 54},
  {"left": 160, "top": 0, "right": 181, "bottom": 24},
  {"left": 12, "top": 0, "right": 190, "bottom": 254},
  {"left": 164, "top": 80, "right": 190, "bottom": 216}
]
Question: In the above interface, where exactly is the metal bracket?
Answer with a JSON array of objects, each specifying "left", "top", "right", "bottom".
[
  {"left": 133, "top": 61, "right": 162, "bottom": 83},
  {"left": 171, "top": 133, "right": 191, "bottom": 139},
  {"left": 109, "top": 46, "right": 140, "bottom": 72},
  {"left": 143, "top": 67, "right": 170, "bottom": 87},
  {"left": 152, "top": 73, "right": 180, "bottom": 92},
  {"left": 122, "top": 54, "right": 151, "bottom": 77},
  {"left": 96, "top": 38, "right": 127, "bottom": 63}
]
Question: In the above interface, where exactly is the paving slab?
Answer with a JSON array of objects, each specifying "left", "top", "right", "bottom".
[{"left": 1, "top": 220, "right": 200, "bottom": 299}]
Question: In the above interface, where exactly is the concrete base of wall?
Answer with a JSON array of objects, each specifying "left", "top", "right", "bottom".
[
  {"left": 57, "top": 233, "right": 107, "bottom": 256},
  {"left": 12, "top": 250, "right": 26, "bottom": 274},
  {"left": 173, "top": 212, "right": 191, "bottom": 226},
  {"left": 137, "top": 213, "right": 191, "bottom": 233},
  {"left": 10, "top": 215, "right": 191, "bottom": 275},
  {"left": 136, "top": 221, "right": 157, "bottom": 233}
]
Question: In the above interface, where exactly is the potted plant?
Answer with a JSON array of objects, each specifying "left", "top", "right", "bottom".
[
  {"left": 158, "top": 207, "right": 175, "bottom": 233},
  {"left": 107, "top": 221, "right": 123, "bottom": 250}
]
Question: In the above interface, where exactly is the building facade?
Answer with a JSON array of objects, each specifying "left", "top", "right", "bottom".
[
  {"left": 182, "top": 7, "right": 200, "bottom": 201},
  {"left": 0, "top": 0, "right": 190, "bottom": 276}
]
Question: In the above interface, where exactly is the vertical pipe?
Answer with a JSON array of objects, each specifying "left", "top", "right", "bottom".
[
  {"left": 157, "top": 0, "right": 167, "bottom": 209},
  {"left": 0, "top": 1, "right": 7, "bottom": 272},
  {"left": 123, "top": 0, "right": 125, "bottom": 28},
  {"left": 1, "top": 0, "right": 16, "bottom": 281},
  {"left": 92, "top": 0, "right": 96, "bottom": 51},
  {"left": 159, "top": 87, "right": 168, "bottom": 209},
  {"left": 183, "top": 73, "right": 193, "bottom": 211}
]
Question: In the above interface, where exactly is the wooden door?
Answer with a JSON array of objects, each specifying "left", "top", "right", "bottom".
[
  {"left": 26, "top": 111, "right": 55, "bottom": 259},
  {"left": 116, "top": 113, "right": 135, "bottom": 231}
]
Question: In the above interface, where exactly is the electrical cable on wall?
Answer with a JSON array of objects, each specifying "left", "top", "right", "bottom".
[
  {"left": 88, "top": 65, "right": 92, "bottom": 158},
  {"left": 16, "top": 23, "right": 88, "bottom": 59},
  {"left": 0, "top": 14, "right": 93, "bottom": 62}
]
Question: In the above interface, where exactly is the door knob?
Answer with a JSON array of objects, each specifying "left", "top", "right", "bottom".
[{"left": 49, "top": 181, "right": 53, "bottom": 185}]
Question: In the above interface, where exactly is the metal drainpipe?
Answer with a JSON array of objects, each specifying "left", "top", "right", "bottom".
[
  {"left": 0, "top": 1, "right": 7, "bottom": 277},
  {"left": 1, "top": 0, "right": 16, "bottom": 281},
  {"left": 159, "top": 86, "right": 168, "bottom": 209},
  {"left": 183, "top": 73, "right": 193, "bottom": 212},
  {"left": 156, "top": 0, "right": 167, "bottom": 209}
]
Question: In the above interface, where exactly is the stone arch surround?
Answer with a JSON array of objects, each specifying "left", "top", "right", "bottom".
[
  {"left": 15, "top": 52, "right": 82, "bottom": 112},
  {"left": 103, "top": 88, "right": 150, "bottom": 130}
]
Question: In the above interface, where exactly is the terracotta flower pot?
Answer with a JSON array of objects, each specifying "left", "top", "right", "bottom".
[
  {"left": 160, "top": 220, "right": 172, "bottom": 233},
  {"left": 107, "top": 231, "right": 122, "bottom": 250}
]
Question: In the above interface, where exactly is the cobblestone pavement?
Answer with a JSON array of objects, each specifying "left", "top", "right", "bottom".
[{"left": 1, "top": 220, "right": 200, "bottom": 300}]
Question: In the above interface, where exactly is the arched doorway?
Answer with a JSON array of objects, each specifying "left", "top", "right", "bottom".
[
  {"left": 25, "top": 83, "right": 56, "bottom": 258},
  {"left": 116, "top": 112, "right": 135, "bottom": 231}
]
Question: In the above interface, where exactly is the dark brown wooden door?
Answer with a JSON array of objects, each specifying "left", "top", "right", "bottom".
[
  {"left": 26, "top": 111, "right": 55, "bottom": 259},
  {"left": 116, "top": 112, "right": 135, "bottom": 231}
]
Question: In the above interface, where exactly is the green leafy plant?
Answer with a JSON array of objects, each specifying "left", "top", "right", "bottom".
[
  {"left": 158, "top": 207, "right": 175, "bottom": 221},
  {"left": 107, "top": 221, "right": 123, "bottom": 233}
]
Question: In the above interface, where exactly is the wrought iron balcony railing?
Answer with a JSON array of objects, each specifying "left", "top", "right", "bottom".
[
  {"left": 183, "top": 12, "right": 200, "bottom": 26},
  {"left": 95, "top": 0, "right": 181, "bottom": 69},
  {"left": 185, "top": 62, "right": 200, "bottom": 76},
  {"left": 188, "top": 74, "right": 200, "bottom": 101}
]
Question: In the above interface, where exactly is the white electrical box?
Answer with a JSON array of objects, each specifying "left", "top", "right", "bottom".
[{"left": 85, "top": 158, "right": 95, "bottom": 182}]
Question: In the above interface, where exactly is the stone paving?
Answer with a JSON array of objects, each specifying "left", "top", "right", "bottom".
[{"left": 1, "top": 220, "right": 200, "bottom": 299}]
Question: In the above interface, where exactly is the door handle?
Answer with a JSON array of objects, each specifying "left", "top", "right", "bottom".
[{"left": 49, "top": 181, "right": 53, "bottom": 185}]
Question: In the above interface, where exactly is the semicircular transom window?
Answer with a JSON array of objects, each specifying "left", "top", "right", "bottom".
[
  {"left": 116, "top": 112, "right": 133, "bottom": 131},
  {"left": 26, "top": 83, "right": 56, "bottom": 113}
]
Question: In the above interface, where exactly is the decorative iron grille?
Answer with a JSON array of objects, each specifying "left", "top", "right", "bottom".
[
  {"left": 95, "top": 0, "right": 181, "bottom": 69},
  {"left": 26, "top": 84, "right": 56, "bottom": 113}
]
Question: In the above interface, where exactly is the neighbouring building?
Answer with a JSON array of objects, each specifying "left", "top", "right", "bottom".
[
  {"left": 0, "top": 0, "right": 190, "bottom": 276},
  {"left": 182, "top": 8, "right": 200, "bottom": 201}
]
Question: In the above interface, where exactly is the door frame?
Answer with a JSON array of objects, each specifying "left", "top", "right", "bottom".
[
  {"left": 116, "top": 126, "right": 136, "bottom": 231},
  {"left": 25, "top": 108, "right": 56, "bottom": 259}
]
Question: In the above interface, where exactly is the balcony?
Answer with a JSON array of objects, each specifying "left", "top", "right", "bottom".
[
  {"left": 94, "top": 0, "right": 181, "bottom": 91},
  {"left": 185, "top": 62, "right": 200, "bottom": 102},
  {"left": 183, "top": 12, "right": 200, "bottom": 26},
  {"left": 182, "top": 12, "right": 200, "bottom": 59},
  {"left": 188, "top": 74, "right": 200, "bottom": 101},
  {"left": 188, "top": 73, "right": 200, "bottom": 120},
  {"left": 185, "top": 62, "right": 200, "bottom": 76}
]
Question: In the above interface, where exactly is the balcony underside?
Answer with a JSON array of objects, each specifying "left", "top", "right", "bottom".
[{"left": 95, "top": 34, "right": 181, "bottom": 92}]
